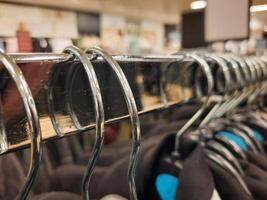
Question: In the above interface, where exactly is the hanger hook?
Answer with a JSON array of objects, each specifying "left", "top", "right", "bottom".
[
  {"left": 215, "top": 55, "right": 245, "bottom": 116},
  {"left": 85, "top": 47, "right": 141, "bottom": 200},
  {"left": 160, "top": 54, "right": 195, "bottom": 107},
  {"left": 198, "top": 53, "right": 232, "bottom": 126},
  {"left": 172, "top": 53, "right": 214, "bottom": 156},
  {"left": 253, "top": 57, "right": 267, "bottom": 107},
  {"left": 0, "top": 93, "right": 8, "bottom": 154},
  {"left": 47, "top": 57, "right": 71, "bottom": 136},
  {"left": 0, "top": 51, "right": 42, "bottom": 200},
  {"left": 63, "top": 46, "right": 105, "bottom": 200},
  {"left": 243, "top": 57, "right": 260, "bottom": 106},
  {"left": 247, "top": 57, "right": 266, "bottom": 104},
  {"left": 65, "top": 62, "right": 86, "bottom": 130}
]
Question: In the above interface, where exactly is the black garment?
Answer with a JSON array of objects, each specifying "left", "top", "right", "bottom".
[
  {"left": 239, "top": 160, "right": 267, "bottom": 200},
  {"left": 0, "top": 150, "right": 81, "bottom": 200},
  {"left": 0, "top": 153, "right": 27, "bottom": 200},
  {"left": 208, "top": 160, "right": 253, "bottom": 200},
  {"left": 19, "top": 147, "right": 52, "bottom": 194},
  {"left": 45, "top": 102, "right": 195, "bottom": 169},
  {"left": 246, "top": 151, "right": 267, "bottom": 172},
  {"left": 81, "top": 119, "right": 188, "bottom": 167},
  {"left": 49, "top": 133, "right": 169, "bottom": 199},
  {"left": 175, "top": 145, "right": 216, "bottom": 200},
  {"left": 49, "top": 133, "right": 216, "bottom": 200}
]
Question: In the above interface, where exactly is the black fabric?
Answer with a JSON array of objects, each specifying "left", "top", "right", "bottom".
[
  {"left": 48, "top": 133, "right": 215, "bottom": 200},
  {"left": 240, "top": 160, "right": 267, "bottom": 184},
  {"left": 46, "top": 137, "right": 74, "bottom": 167},
  {"left": 76, "top": 120, "right": 187, "bottom": 167},
  {"left": 49, "top": 165, "right": 89, "bottom": 194},
  {"left": 48, "top": 133, "right": 171, "bottom": 199},
  {"left": 43, "top": 103, "right": 194, "bottom": 170},
  {"left": 176, "top": 145, "right": 215, "bottom": 200},
  {"left": 20, "top": 147, "right": 52, "bottom": 194},
  {"left": 208, "top": 160, "right": 253, "bottom": 200},
  {"left": 243, "top": 178, "right": 267, "bottom": 200},
  {"left": 0, "top": 152, "right": 80, "bottom": 200},
  {"left": 0, "top": 153, "right": 27, "bottom": 200},
  {"left": 239, "top": 160, "right": 267, "bottom": 200},
  {"left": 246, "top": 151, "right": 267, "bottom": 172}
]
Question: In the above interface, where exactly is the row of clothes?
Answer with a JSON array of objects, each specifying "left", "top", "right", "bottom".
[{"left": 1, "top": 103, "right": 267, "bottom": 199}]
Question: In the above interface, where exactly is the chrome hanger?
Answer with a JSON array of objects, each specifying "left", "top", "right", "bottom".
[
  {"left": 0, "top": 51, "right": 42, "bottom": 200},
  {"left": 247, "top": 57, "right": 264, "bottom": 105},
  {"left": 160, "top": 52, "right": 249, "bottom": 197},
  {"left": 63, "top": 46, "right": 105, "bottom": 200},
  {"left": 199, "top": 55, "right": 259, "bottom": 158},
  {"left": 248, "top": 57, "right": 267, "bottom": 113},
  {"left": 85, "top": 47, "right": 141, "bottom": 200},
  {"left": 65, "top": 61, "right": 86, "bottom": 130},
  {"left": 206, "top": 140, "right": 245, "bottom": 176},
  {"left": 217, "top": 55, "right": 260, "bottom": 153},
  {"left": 225, "top": 56, "right": 267, "bottom": 154},
  {"left": 225, "top": 54, "right": 253, "bottom": 113},
  {"left": 230, "top": 121, "right": 265, "bottom": 154},
  {"left": 228, "top": 55, "right": 252, "bottom": 109},
  {"left": 214, "top": 134, "right": 247, "bottom": 160},
  {"left": 225, "top": 126, "right": 258, "bottom": 153},
  {"left": 171, "top": 53, "right": 214, "bottom": 156},
  {"left": 197, "top": 53, "right": 231, "bottom": 126},
  {"left": 254, "top": 57, "right": 267, "bottom": 112},
  {"left": 195, "top": 53, "right": 249, "bottom": 165},
  {"left": 193, "top": 54, "right": 250, "bottom": 171},
  {"left": 0, "top": 94, "right": 8, "bottom": 154},
  {"left": 242, "top": 57, "right": 267, "bottom": 123},
  {"left": 47, "top": 59, "right": 64, "bottom": 136},
  {"left": 214, "top": 54, "right": 245, "bottom": 116}
]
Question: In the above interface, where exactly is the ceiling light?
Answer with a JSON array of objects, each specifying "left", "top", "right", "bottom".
[
  {"left": 250, "top": 4, "right": 267, "bottom": 12},
  {"left": 191, "top": 0, "right": 207, "bottom": 10}
]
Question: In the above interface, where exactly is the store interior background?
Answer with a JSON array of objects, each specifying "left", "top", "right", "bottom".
[{"left": 0, "top": 0, "right": 266, "bottom": 55}]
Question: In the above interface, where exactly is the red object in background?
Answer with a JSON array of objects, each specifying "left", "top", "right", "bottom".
[
  {"left": 16, "top": 22, "right": 33, "bottom": 52},
  {"left": 104, "top": 124, "right": 120, "bottom": 144}
]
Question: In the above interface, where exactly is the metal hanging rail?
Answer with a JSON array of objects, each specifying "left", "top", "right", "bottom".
[
  {"left": 0, "top": 52, "right": 195, "bottom": 154},
  {"left": 0, "top": 51, "right": 266, "bottom": 155}
]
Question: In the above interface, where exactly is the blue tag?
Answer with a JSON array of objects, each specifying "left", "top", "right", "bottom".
[
  {"left": 252, "top": 129, "right": 264, "bottom": 142},
  {"left": 155, "top": 173, "right": 179, "bottom": 200},
  {"left": 218, "top": 131, "right": 248, "bottom": 150}
]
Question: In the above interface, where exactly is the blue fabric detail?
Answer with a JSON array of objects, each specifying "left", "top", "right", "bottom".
[
  {"left": 155, "top": 173, "right": 179, "bottom": 200},
  {"left": 252, "top": 129, "right": 264, "bottom": 142},
  {"left": 218, "top": 131, "right": 248, "bottom": 150}
]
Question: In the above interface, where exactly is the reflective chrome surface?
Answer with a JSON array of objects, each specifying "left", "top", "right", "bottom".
[
  {"left": 10, "top": 53, "right": 185, "bottom": 64},
  {"left": 85, "top": 47, "right": 141, "bottom": 200},
  {"left": 0, "top": 53, "right": 199, "bottom": 154},
  {"left": 0, "top": 52, "right": 42, "bottom": 199},
  {"left": 1, "top": 52, "right": 266, "bottom": 156},
  {"left": 59, "top": 46, "right": 105, "bottom": 200}
]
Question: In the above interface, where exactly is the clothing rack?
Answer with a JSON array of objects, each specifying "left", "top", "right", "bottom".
[
  {"left": 0, "top": 51, "right": 266, "bottom": 154},
  {"left": 0, "top": 51, "right": 195, "bottom": 154},
  {"left": 1, "top": 47, "right": 267, "bottom": 200}
]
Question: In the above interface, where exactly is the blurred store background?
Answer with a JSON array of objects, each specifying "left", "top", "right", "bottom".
[{"left": 0, "top": 0, "right": 266, "bottom": 55}]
